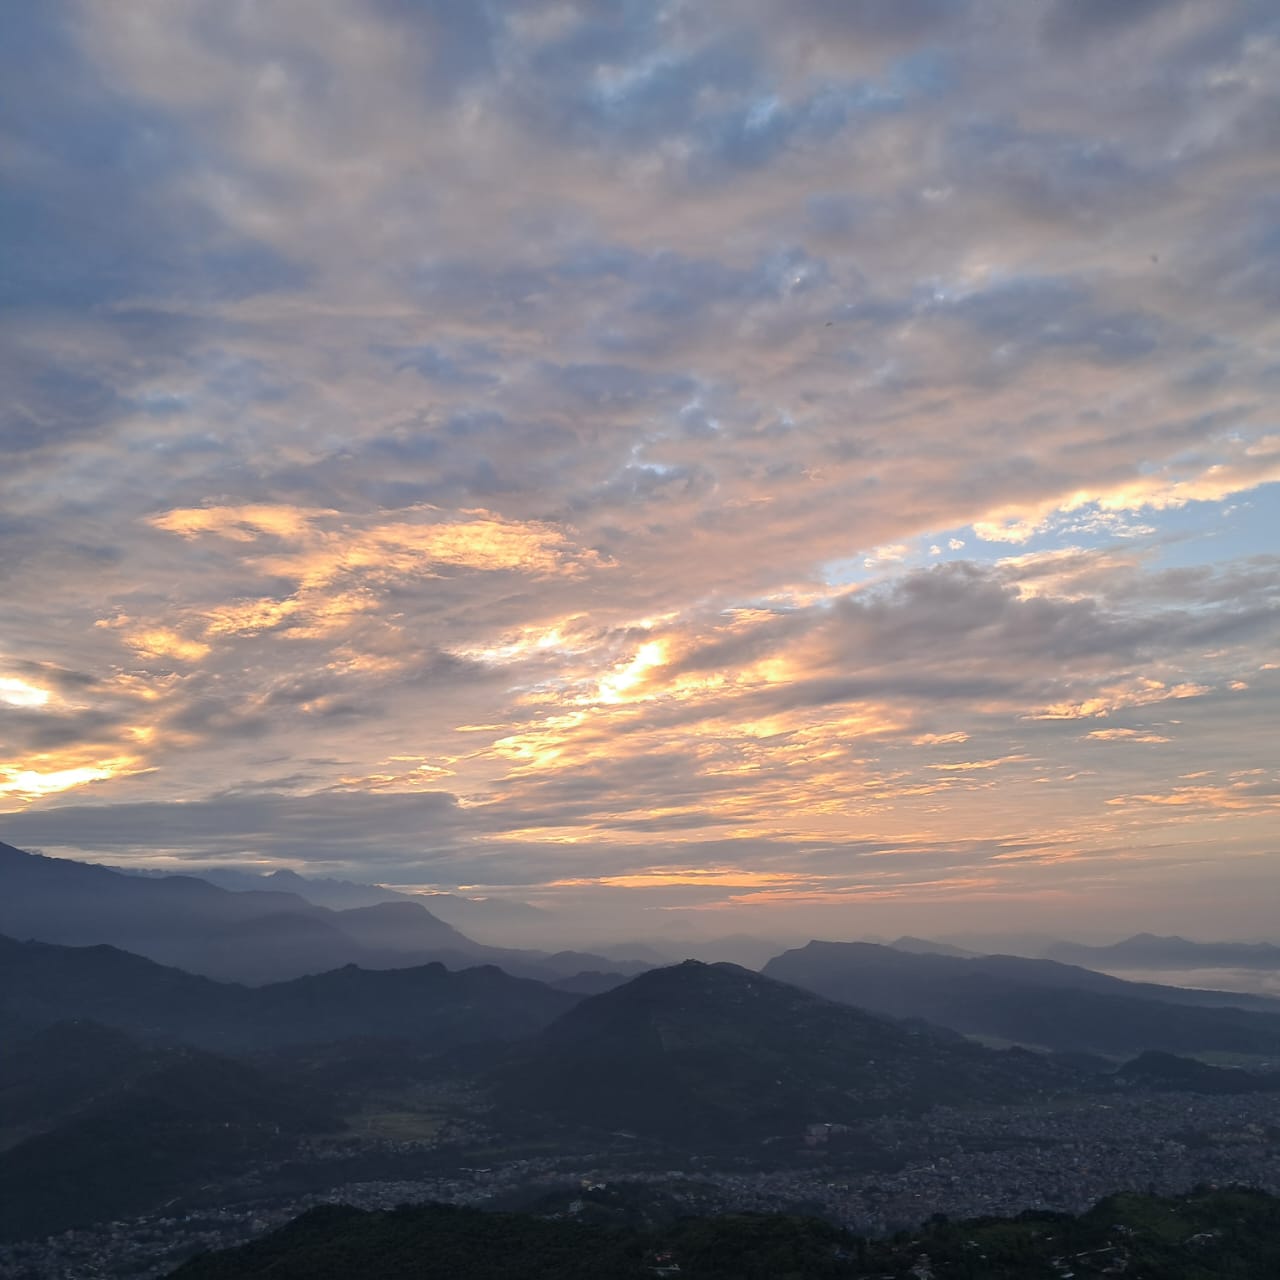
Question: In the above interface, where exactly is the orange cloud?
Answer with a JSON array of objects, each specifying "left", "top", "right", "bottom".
[
  {"left": 1107, "top": 777, "right": 1280, "bottom": 813},
  {"left": 1031, "top": 677, "right": 1209, "bottom": 719},
  {"left": 148, "top": 504, "right": 331, "bottom": 542},
  {"left": 143, "top": 504, "right": 607, "bottom": 646},
  {"left": 124, "top": 628, "right": 212, "bottom": 663},
  {"left": 0, "top": 753, "right": 143, "bottom": 801}
]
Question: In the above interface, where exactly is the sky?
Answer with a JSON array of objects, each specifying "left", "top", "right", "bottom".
[{"left": 1, "top": 0, "right": 1278, "bottom": 943}]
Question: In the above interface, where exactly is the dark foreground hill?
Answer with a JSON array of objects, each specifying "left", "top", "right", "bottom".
[
  {"left": 763, "top": 940, "right": 1280, "bottom": 1057},
  {"left": 170, "top": 1187, "right": 1280, "bottom": 1280},
  {"left": 493, "top": 961, "right": 1077, "bottom": 1145},
  {"left": 0, "top": 1022, "right": 339, "bottom": 1240},
  {"left": 0, "top": 933, "right": 579, "bottom": 1052}
]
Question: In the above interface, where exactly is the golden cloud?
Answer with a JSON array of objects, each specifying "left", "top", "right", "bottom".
[
  {"left": 1107, "top": 777, "right": 1280, "bottom": 814},
  {"left": 148, "top": 504, "right": 332, "bottom": 542},
  {"left": 1030, "top": 677, "right": 1209, "bottom": 720},
  {"left": 95, "top": 617, "right": 211, "bottom": 663},
  {"left": 972, "top": 441, "right": 1280, "bottom": 544},
  {"left": 0, "top": 752, "right": 143, "bottom": 801},
  {"left": 143, "top": 504, "right": 608, "bottom": 645},
  {"left": 125, "top": 628, "right": 212, "bottom": 663}
]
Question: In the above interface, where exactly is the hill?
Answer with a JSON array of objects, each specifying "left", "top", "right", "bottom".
[
  {"left": 1049, "top": 932, "right": 1280, "bottom": 971},
  {"left": 0, "top": 1020, "right": 178, "bottom": 1147},
  {"left": 889, "top": 935, "right": 977, "bottom": 958},
  {"left": 1109, "top": 1049, "right": 1280, "bottom": 1095},
  {"left": 169, "top": 1187, "right": 1280, "bottom": 1280},
  {"left": 0, "top": 1023, "right": 339, "bottom": 1240},
  {"left": 0, "top": 933, "right": 579, "bottom": 1053},
  {"left": 763, "top": 940, "right": 1280, "bottom": 1056},
  {"left": 494, "top": 961, "right": 1076, "bottom": 1145}
]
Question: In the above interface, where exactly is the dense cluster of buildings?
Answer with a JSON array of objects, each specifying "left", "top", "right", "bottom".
[{"left": 2, "top": 1093, "right": 1277, "bottom": 1278}]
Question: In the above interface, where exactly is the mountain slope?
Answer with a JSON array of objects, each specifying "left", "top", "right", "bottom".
[
  {"left": 0, "top": 841, "right": 637, "bottom": 984},
  {"left": 0, "top": 840, "right": 470, "bottom": 982},
  {"left": 763, "top": 940, "right": 1280, "bottom": 1056},
  {"left": 0, "top": 1020, "right": 177, "bottom": 1147},
  {"left": 0, "top": 1030, "right": 338, "bottom": 1241},
  {"left": 0, "top": 933, "right": 579, "bottom": 1052},
  {"left": 0, "top": 839, "right": 323, "bottom": 945},
  {"left": 495, "top": 961, "right": 1075, "bottom": 1144},
  {"left": 179, "top": 865, "right": 417, "bottom": 910},
  {"left": 166, "top": 865, "right": 553, "bottom": 937}
]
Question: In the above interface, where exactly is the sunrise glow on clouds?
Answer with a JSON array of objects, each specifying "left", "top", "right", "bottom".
[{"left": 1, "top": 0, "right": 1277, "bottom": 938}]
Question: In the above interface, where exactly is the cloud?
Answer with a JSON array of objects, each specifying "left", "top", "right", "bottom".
[
  {"left": 1041, "top": 0, "right": 1191, "bottom": 49},
  {"left": 0, "top": 677, "right": 51, "bottom": 709},
  {"left": 1084, "top": 728, "right": 1171, "bottom": 744},
  {"left": 0, "top": 0, "right": 1277, "bottom": 936},
  {"left": 126, "top": 504, "right": 611, "bottom": 648}
]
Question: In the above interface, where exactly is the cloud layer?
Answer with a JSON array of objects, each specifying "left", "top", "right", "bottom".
[{"left": 2, "top": 0, "right": 1277, "bottom": 939}]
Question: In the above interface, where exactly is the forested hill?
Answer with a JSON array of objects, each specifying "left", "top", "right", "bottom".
[
  {"left": 170, "top": 1187, "right": 1280, "bottom": 1279},
  {"left": 0, "top": 933, "right": 578, "bottom": 1052},
  {"left": 492, "top": 960, "right": 1079, "bottom": 1144}
]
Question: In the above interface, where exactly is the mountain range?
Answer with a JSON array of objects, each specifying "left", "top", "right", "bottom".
[
  {"left": 1047, "top": 932, "right": 1280, "bottom": 971},
  {"left": 133, "top": 863, "right": 555, "bottom": 940},
  {"left": 0, "top": 933, "right": 578, "bottom": 1053},
  {"left": 0, "top": 841, "right": 641, "bottom": 985},
  {"left": 763, "top": 940, "right": 1280, "bottom": 1057},
  {"left": 6, "top": 924, "right": 1280, "bottom": 1244}
]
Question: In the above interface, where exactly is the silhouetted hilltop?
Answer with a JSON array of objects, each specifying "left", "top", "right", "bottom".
[
  {"left": 0, "top": 933, "right": 579, "bottom": 1053},
  {"left": 496, "top": 961, "right": 1075, "bottom": 1144},
  {"left": 888, "top": 935, "right": 977, "bottom": 957}
]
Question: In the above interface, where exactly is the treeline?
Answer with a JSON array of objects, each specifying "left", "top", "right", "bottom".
[{"left": 172, "top": 1186, "right": 1280, "bottom": 1279}]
